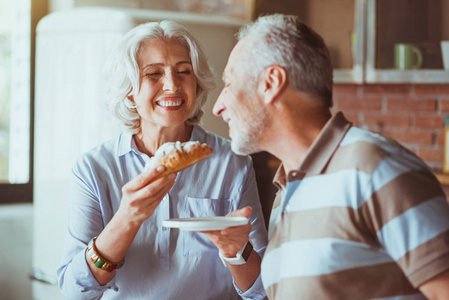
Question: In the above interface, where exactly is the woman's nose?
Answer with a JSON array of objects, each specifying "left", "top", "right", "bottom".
[{"left": 162, "top": 72, "right": 179, "bottom": 92}]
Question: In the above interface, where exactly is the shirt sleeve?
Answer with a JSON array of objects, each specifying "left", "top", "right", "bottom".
[
  {"left": 233, "top": 156, "right": 268, "bottom": 300},
  {"left": 56, "top": 158, "right": 119, "bottom": 299}
]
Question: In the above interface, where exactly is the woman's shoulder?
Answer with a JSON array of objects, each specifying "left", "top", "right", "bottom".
[{"left": 73, "top": 134, "right": 123, "bottom": 171}]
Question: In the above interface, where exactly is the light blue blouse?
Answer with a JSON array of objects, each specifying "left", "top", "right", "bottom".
[{"left": 57, "top": 125, "right": 268, "bottom": 300}]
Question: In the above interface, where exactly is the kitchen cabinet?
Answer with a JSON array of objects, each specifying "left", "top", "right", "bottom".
[
  {"left": 254, "top": 0, "right": 449, "bottom": 84},
  {"left": 365, "top": 0, "right": 449, "bottom": 83},
  {"left": 254, "top": 0, "right": 365, "bottom": 83}
]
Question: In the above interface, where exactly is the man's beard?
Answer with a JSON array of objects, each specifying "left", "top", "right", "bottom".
[{"left": 230, "top": 105, "right": 269, "bottom": 156}]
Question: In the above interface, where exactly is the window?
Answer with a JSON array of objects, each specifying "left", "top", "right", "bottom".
[{"left": 0, "top": 0, "right": 32, "bottom": 203}]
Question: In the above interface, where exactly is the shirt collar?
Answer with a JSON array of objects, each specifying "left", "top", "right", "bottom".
[
  {"left": 273, "top": 112, "right": 352, "bottom": 187},
  {"left": 117, "top": 125, "right": 205, "bottom": 157},
  {"left": 118, "top": 131, "right": 134, "bottom": 157}
]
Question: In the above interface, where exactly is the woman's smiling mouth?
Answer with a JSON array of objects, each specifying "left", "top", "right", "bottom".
[
  {"left": 156, "top": 97, "right": 185, "bottom": 109},
  {"left": 157, "top": 100, "right": 184, "bottom": 107}
]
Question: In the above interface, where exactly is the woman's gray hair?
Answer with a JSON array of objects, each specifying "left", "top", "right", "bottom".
[
  {"left": 105, "top": 20, "right": 216, "bottom": 133},
  {"left": 237, "top": 14, "right": 333, "bottom": 107}
]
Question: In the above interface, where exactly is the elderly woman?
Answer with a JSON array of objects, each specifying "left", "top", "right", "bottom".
[{"left": 57, "top": 20, "right": 267, "bottom": 300}]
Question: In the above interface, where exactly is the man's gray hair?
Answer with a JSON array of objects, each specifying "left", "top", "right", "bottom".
[
  {"left": 237, "top": 14, "right": 333, "bottom": 107},
  {"left": 105, "top": 20, "right": 216, "bottom": 133}
]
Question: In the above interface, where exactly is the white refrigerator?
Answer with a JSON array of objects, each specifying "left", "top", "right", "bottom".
[{"left": 32, "top": 7, "right": 240, "bottom": 299}]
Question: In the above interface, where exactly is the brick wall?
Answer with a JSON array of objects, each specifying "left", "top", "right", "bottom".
[{"left": 332, "top": 84, "right": 449, "bottom": 171}]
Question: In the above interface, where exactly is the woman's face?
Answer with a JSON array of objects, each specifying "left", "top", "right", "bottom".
[{"left": 131, "top": 38, "right": 198, "bottom": 129}]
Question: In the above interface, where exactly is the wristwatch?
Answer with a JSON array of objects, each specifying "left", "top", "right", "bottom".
[{"left": 219, "top": 241, "right": 253, "bottom": 267}]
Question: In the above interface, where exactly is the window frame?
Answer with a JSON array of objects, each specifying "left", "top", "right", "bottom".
[{"left": 0, "top": 0, "right": 47, "bottom": 204}]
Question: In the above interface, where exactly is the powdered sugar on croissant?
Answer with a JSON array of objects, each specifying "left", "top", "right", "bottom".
[{"left": 145, "top": 141, "right": 212, "bottom": 180}]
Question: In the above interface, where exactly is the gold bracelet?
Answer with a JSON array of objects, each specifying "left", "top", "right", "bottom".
[{"left": 87, "top": 237, "right": 125, "bottom": 272}]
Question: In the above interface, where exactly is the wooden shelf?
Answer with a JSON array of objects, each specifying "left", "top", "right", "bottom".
[{"left": 435, "top": 172, "right": 449, "bottom": 185}]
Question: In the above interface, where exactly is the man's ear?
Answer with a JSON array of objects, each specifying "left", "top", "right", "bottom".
[{"left": 259, "top": 65, "right": 287, "bottom": 104}]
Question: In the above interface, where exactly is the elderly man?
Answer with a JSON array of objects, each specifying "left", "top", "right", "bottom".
[{"left": 213, "top": 14, "right": 449, "bottom": 300}]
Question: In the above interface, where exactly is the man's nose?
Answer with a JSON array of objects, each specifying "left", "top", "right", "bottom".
[{"left": 213, "top": 90, "right": 225, "bottom": 116}]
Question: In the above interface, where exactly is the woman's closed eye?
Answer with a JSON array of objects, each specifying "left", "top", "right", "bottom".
[
  {"left": 177, "top": 68, "right": 192, "bottom": 75},
  {"left": 146, "top": 72, "right": 162, "bottom": 77}
]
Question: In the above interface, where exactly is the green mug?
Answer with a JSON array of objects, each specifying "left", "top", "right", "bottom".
[{"left": 394, "top": 43, "right": 423, "bottom": 70}]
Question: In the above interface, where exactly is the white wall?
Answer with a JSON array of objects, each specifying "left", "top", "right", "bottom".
[{"left": 0, "top": 204, "right": 33, "bottom": 300}]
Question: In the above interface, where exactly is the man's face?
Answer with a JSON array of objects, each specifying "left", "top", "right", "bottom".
[{"left": 213, "top": 38, "right": 269, "bottom": 155}]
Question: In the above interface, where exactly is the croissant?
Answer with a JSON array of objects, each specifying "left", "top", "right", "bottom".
[{"left": 146, "top": 141, "right": 213, "bottom": 181}]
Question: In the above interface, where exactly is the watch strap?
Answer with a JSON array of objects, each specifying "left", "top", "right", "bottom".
[{"left": 219, "top": 241, "right": 253, "bottom": 267}]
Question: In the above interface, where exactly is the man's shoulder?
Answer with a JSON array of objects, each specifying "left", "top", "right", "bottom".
[{"left": 333, "top": 126, "right": 426, "bottom": 174}]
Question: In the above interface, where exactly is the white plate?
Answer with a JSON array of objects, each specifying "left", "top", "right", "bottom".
[{"left": 162, "top": 216, "right": 248, "bottom": 231}]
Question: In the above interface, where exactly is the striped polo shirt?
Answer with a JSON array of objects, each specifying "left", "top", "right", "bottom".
[{"left": 261, "top": 112, "right": 449, "bottom": 299}]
